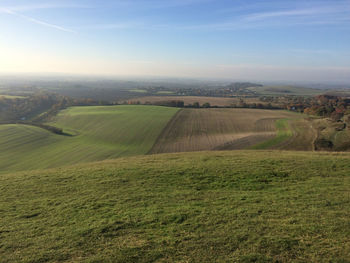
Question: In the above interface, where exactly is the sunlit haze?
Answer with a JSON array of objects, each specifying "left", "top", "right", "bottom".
[{"left": 1, "top": 0, "right": 350, "bottom": 82}]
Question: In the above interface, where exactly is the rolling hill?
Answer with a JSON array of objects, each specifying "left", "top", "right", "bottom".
[
  {"left": 0, "top": 105, "right": 319, "bottom": 173},
  {"left": 0, "top": 150, "right": 349, "bottom": 262},
  {"left": 247, "top": 85, "right": 323, "bottom": 96},
  {"left": 0, "top": 105, "right": 178, "bottom": 173}
]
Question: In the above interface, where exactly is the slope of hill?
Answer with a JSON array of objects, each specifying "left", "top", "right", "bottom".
[
  {"left": 0, "top": 106, "right": 319, "bottom": 173},
  {"left": 150, "top": 108, "right": 307, "bottom": 153},
  {"left": 0, "top": 105, "right": 178, "bottom": 173},
  {"left": 0, "top": 151, "right": 349, "bottom": 262}
]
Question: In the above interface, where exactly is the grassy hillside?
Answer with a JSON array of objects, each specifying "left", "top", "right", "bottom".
[
  {"left": 0, "top": 106, "right": 318, "bottom": 173},
  {"left": 150, "top": 108, "right": 301, "bottom": 153},
  {"left": 0, "top": 151, "right": 349, "bottom": 262},
  {"left": 0, "top": 105, "right": 178, "bottom": 173}
]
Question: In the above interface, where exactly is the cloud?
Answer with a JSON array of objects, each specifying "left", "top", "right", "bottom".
[
  {"left": 244, "top": 6, "right": 349, "bottom": 21},
  {"left": 239, "top": 1, "right": 350, "bottom": 24},
  {"left": 7, "top": 0, "right": 347, "bottom": 33},
  {"left": 244, "top": 8, "right": 326, "bottom": 21},
  {"left": 83, "top": 1, "right": 350, "bottom": 32},
  {"left": 183, "top": 3, "right": 350, "bottom": 30},
  {"left": 0, "top": 7, "right": 75, "bottom": 33},
  {"left": 202, "top": 1, "right": 350, "bottom": 30}
]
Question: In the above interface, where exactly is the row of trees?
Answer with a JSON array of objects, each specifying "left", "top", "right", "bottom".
[
  {"left": 128, "top": 99, "right": 284, "bottom": 110},
  {"left": 3, "top": 91, "right": 349, "bottom": 131},
  {"left": 128, "top": 100, "right": 212, "bottom": 108},
  {"left": 0, "top": 92, "right": 111, "bottom": 123},
  {"left": 282, "top": 95, "right": 350, "bottom": 121},
  {"left": 128, "top": 95, "right": 350, "bottom": 120},
  {"left": 135, "top": 82, "right": 263, "bottom": 97},
  {"left": 230, "top": 101, "right": 279, "bottom": 109}
]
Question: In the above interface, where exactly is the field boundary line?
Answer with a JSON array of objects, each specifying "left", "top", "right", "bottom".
[{"left": 147, "top": 108, "right": 183, "bottom": 155}]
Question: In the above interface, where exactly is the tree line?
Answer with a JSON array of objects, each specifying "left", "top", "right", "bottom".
[{"left": 0, "top": 92, "right": 113, "bottom": 135}]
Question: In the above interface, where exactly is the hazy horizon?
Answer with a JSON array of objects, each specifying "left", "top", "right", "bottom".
[{"left": 1, "top": 0, "right": 350, "bottom": 82}]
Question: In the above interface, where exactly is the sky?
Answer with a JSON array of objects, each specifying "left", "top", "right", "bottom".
[{"left": 0, "top": 0, "right": 350, "bottom": 82}]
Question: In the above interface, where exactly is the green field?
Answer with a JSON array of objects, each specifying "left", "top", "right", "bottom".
[
  {"left": 156, "top": 90, "right": 175, "bottom": 94},
  {"left": 0, "top": 150, "right": 349, "bottom": 262},
  {"left": 0, "top": 105, "right": 178, "bottom": 173},
  {"left": 129, "top": 89, "right": 148, "bottom": 93},
  {"left": 0, "top": 106, "right": 316, "bottom": 173},
  {"left": 0, "top": 94, "right": 27, "bottom": 99},
  {"left": 251, "top": 119, "right": 293, "bottom": 149},
  {"left": 248, "top": 86, "right": 323, "bottom": 96}
]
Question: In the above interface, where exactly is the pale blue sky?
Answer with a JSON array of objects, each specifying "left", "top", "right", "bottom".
[{"left": 0, "top": 0, "right": 350, "bottom": 82}]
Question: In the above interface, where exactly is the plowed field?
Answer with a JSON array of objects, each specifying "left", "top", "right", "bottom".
[{"left": 150, "top": 108, "right": 299, "bottom": 153}]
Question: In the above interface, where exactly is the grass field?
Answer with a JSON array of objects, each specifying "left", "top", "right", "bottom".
[
  {"left": 150, "top": 108, "right": 300, "bottom": 153},
  {"left": 0, "top": 106, "right": 317, "bottom": 173},
  {"left": 0, "top": 105, "right": 178, "bottom": 173},
  {"left": 0, "top": 150, "right": 349, "bottom": 262},
  {"left": 247, "top": 86, "right": 323, "bottom": 96},
  {"left": 252, "top": 119, "right": 293, "bottom": 149},
  {"left": 129, "top": 89, "right": 148, "bottom": 93},
  {"left": 0, "top": 94, "right": 26, "bottom": 99},
  {"left": 156, "top": 91, "right": 175, "bottom": 94}
]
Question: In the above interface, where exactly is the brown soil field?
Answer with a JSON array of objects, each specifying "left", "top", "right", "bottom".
[
  {"left": 130, "top": 96, "right": 265, "bottom": 107},
  {"left": 214, "top": 133, "right": 276, "bottom": 150},
  {"left": 149, "top": 108, "right": 298, "bottom": 154}
]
